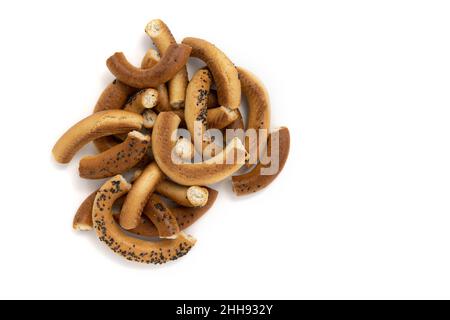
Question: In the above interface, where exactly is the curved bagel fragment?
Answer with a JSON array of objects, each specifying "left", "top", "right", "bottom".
[
  {"left": 106, "top": 44, "right": 191, "bottom": 89},
  {"left": 120, "top": 162, "right": 163, "bottom": 230},
  {"left": 184, "top": 68, "right": 212, "bottom": 151},
  {"left": 156, "top": 180, "right": 209, "bottom": 207},
  {"left": 146, "top": 19, "right": 188, "bottom": 109},
  {"left": 79, "top": 131, "right": 150, "bottom": 179},
  {"left": 73, "top": 191, "right": 97, "bottom": 231},
  {"left": 52, "top": 110, "right": 143, "bottom": 164},
  {"left": 232, "top": 127, "right": 290, "bottom": 196},
  {"left": 152, "top": 112, "right": 246, "bottom": 186},
  {"left": 143, "top": 194, "right": 180, "bottom": 239},
  {"left": 182, "top": 37, "right": 240, "bottom": 109},
  {"left": 92, "top": 80, "right": 137, "bottom": 153},
  {"left": 237, "top": 67, "right": 271, "bottom": 157},
  {"left": 124, "top": 88, "right": 159, "bottom": 114},
  {"left": 93, "top": 175, "right": 196, "bottom": 264},
  {"left": 207, "top": 106, "right": 240, "bottom": 130},
  {"left": 137, "top": 187, "right": 218, "bottom": 237}
]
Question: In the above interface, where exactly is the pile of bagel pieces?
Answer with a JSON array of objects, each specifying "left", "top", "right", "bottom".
[{"left": 52, "top": 19, "right": 290, "bottom": 265}]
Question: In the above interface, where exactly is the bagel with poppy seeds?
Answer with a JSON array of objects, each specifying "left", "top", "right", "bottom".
[
  {"left": 78, "top": 131, "right": 150, "bottom": 179},
  {"left": 106, "top": 44, "right": 191, "bottom": 89},
  {"left": 145, "top": 19, "right": 188, "bottom": 109},
  {"left": 143, "top": 194, "right": 180, "bottom": 239},
  {"left": 93, "top": 175, "right": 196, "bottom": 264},
  {"left": 182, "top": 37, "right": 240, "bottom": 109},
  {"left": 232, "top": 127, "right": 290, "bottom": 196},
  {"left": 152, "top": 112, "right": 247, "bottom": 186},
  {"left": 52, "top": 110, "right": 143, "bottom": 164}
]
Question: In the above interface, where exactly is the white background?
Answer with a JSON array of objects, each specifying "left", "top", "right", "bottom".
[{"left": 0, "top": 0, "right": 449, "bottom": 299}]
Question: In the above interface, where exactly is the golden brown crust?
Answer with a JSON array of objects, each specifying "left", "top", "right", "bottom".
[
  {"left": 52, "top": 110, "right": 143, "bottom": 164},
  {"left": 143, "top": 109, "right": 157, "bottom": 129},
  {"left": 92, "top": 80, "right": 137, "bottom": 153},
  {"left": 182, "top": 37, "right": 240, "bottom": 109},
  {"left": 152, "top": 112, "right": 246, "bottom": 186},
  {"left": 156, "top": 180, "right": 209, "bottom": 207},
  {"left": 140, "top": 48, "right": 160, "bottom": 69},
  {"left": 119, "top": 162, "right": 163, "bottom": 230},
  {"left": 106, "top": 44, "right": 191, "bottom": 89},
  {"left": 225, "top": 109, "right": 245, "bottom": 131},
  {"left": 73, "top": 191, "right": 97, "bottom": 231},
  {"left": 146, "top": 19, "right": 188, "bottom": 109},
  {"left": 207, "top": 90, "right": 219, "bottom": 109},
  {"left": 237, "top": 67, "right": 271, "bottom": 157},
  {"left": 93, "top": 175, "right": 196, "bottom": 264},
  {"left": 143, "top": 194, "right": 180, "bottom": 239},
  {"left": 79, "top": 131, "right": 150, "bottom": 179},
  {"left": 184, "top": 68, "right": 212, "bottom": 151},
  {"left": 207, "top": 106, "right": 239, "bottom": 130},
  {"left": 232, "top": 127, "right": 290, "bottom": 196}
]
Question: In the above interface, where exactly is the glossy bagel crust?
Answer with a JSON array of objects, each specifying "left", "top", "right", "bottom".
[
  {"left": 152, "top": 112, "right": 246, "bottom": 186},
  {"left": 182, "top": 37, "right": 240, "bottom": 109},
  {"left": 52, "top": 110, "right": 143, "bottom": 164},
  {"left": 237, "top": 67, "right": 271, "bottom": 156},
  {"left": 106, "top": 44, "right": 192, "bottom": 89},
  {"left": 79, "top": 131, "right": 150, "bottom": 179},
  {"left": 184, "top": 68, "right": 212, "bottom": 151},
  {"left": 232, "top": 127, "right": 290, "bottom": 196},
  {"left": 73, "top": 191, "right": 97, "bottom": 231},
  {"left": 120, "top": 162, "right": 163, "bottom": 230},
  {"left": 143, "top": 194, "right": 180, "bottom": 239},
  {"left": 146, "top": 19, "right": 188, "bottom": 109},
  {"left": 93, "top": 175, "right": 196, "bottom": 264}
]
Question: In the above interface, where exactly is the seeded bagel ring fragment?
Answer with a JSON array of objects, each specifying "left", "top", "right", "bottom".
[
  {"left": 143, "top": 194, "right": 180, "bottom": 239},
  {"left": 152, "top": 112, "right": 246, "bottom": 186},
  {"left": 146, "top": 19, "right": 188, "bottom": 109},
  {"left": 52, "top": 110, "right": 143, "bottom": 164},
  {"left": 184, "top": 68, "right": 212, "bottom": 152},
  {"left": 106, "top": 43, "right": 191, "bottom": 89},
  {"left": 182, "top": 37, "right": 240, "bottom": 109},
  {"left": 237, "top": 67, "right": 271, "bottom": 158},
  {"left": 124, "top": 88, "right": 159, "bottom": 114},
  {"left": 120, "top": 162, "right": 163, "bottom": 230},
  {"left": 232, "top": 127, "right": 290, "bottom": 196},
  {"left": 134, "top": 187, "right": 219, "bottom": 237},
  {"left": 93, "top": 175, "right": 196, "bottom": 264},
  {"left": 156, "top": 180, "right": 209, "bottom": 207},
  {"left": 78, "top": 131, "right": 150, "bottom": 179}
]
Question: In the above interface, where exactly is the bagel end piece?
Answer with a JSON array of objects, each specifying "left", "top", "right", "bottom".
[
  {"left": 174, "top": 137, "right": 194, "bottom": 161},
  {"left": 93, "top": 175, "right": 196, "bottom": 264},
  {"left": 232, "top": 127, "right": 290, "bottom": 196},
  {"left": 226, "top": 109, "right": 245, "bottom": 131},
  {"left": 182, "top": 37, "right": 241, "bottom": 109},
  {"left": 140, "top": 48, "right": 160, "bottom": 69},
  {"left": 145, "top": 19, "right": 188, "bottom": 109},
  {"left": 152, "top": 112, "right": 246, "bottom": 186},
  {"left": 124, "top": 88, "right": 159, "bottom": 114},
  {"left": 143, "top": 194, "right": 180, "bottom": 239},
  {"left": 52, "top": 110, "right": 143, "bottom": 164},
  {"left": 106, "top": 44, "right": 191, "bottom": 89},
  {"left": 156, "top": 180, "right": 209, "bottom": 207},
  {"left": 73, "top": 191, "right": 97, "bottom": 231},
  {"left": 143, "top": 109, "right": 158, "bottom": 129},
  {"left": 207, "top": 106, "right": 239, "bottom": 130},
  {"left": 79, "top": 131, "right": 150, "bottom": 179},
  {"left": 120, "top": 162, "right": 163, "bottom": 230}
]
